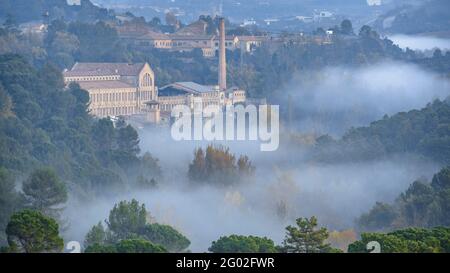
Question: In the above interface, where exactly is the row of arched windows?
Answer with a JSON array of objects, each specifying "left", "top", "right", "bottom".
[{"left": 142, "top": 73, "right": 153, "bottom": 87}]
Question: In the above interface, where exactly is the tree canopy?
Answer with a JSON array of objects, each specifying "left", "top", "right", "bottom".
[
  {"left": 188, "top": 145, "right": 254, "bottom": 186},
  {"left": 348, "top": 227, "right": 450, "bottom": 253},
  {"left": 22, "top": 168, "right": 67, "bottom": 217},
  {"left": 282, "top": 216, "right": 341, "bottom": 253},
  {"left": 5, "top": 209, "right": 63, "bottom": 253},
  {"left": 357, "top": 166, "right": 450, "bottom": 231},
  {"left": 209, "top": 235, "right": 278, "bottom": 253},
  {"left": 84, "top": 199, "right": 190, "bottom": 253}
]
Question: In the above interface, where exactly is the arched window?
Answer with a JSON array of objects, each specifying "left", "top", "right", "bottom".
[{"left": 142, "top": 73, "right": 152, "bottom": 87}]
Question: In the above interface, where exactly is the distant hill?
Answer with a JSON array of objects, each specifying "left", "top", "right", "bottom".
[
  {"left": 0, "top": 0, "right": 112, "bottom": 24},
  {"left": 314, "top": 98, "right": 450, "bottom": 164},
  {"left": 373, "top": 0, "right": 450, "bottom": 34}
]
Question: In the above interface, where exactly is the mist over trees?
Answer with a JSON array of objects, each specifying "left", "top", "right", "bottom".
[
  {"left": 313, "top": 99, "right": 450, "bottom": 164},
  {"left": 84, "top": 199, "right": 190, "bottom": 253},
  {"left": 188, "top": 145, "right": 255, "bottom": 186},
  {"left": 0, "top": 0, "right": 449, "bottom": 254},
  {"left": 357, "top": 166, "right": 450, "bottom": 232}
]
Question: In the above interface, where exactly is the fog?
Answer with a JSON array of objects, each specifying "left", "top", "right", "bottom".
[
  {"left": 283, "top": 61, "right": 450, "bottom": 135},
  {"left": 389, "top": 34, "right": 450, "bottom": 51},
  {"left": 62, "top": 61, "right": 449, "bottom": 251}
]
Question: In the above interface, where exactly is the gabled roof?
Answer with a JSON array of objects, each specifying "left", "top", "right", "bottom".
[
  {"left": 160, "top": 82, "right": 218, "bottom": 95},
  {"left": 169, "top": 34, "right": 215, "bottom": 41},
  {"left": 175, "top": 20, "right": 209, "bottom": 36},
  {"left": 237, "top": 36, "right": 267, "bottom": 42},
  {"left": 172, "top": 82, "right": 218, "bottom": 93},
  {"left": 78, "top": 80, "right": 135, "bottom": 90},
  {"left": 64, "top": 62, "right": 146, "bottom": 77}
]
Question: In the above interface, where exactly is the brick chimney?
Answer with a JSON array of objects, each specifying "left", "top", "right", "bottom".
[{"left": 218, "top": 17, "right": 227, "bottom": 91}]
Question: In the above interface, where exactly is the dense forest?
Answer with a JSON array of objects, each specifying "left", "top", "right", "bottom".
[
  {"left": 357, "top": 166, "right": 450, "bottom": 232},
  {"left": 0, "top": 54, "right": 161, "bottom": 245},
  {"left": 313, "top": 99, "right": 450, "bottom": 164}
]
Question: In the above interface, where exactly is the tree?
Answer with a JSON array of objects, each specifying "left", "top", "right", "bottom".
[
  {"left": 117, "top": 124, "right": 140, "bottom": 155},
  {"left": 67, "top": 21, "right": 124, "bottom": 62},
  {"left": 139, "top": 152, "right": 162, "bottom": 179},
  {"left": 282, "top": 216, "right": 337, "bottom": 253},
  {"left": 237, "top": 155, "right": 255, "bottom": 176},
  {"left": 188, "top": 148, "right": 206, "bottom": 181},
  {"left": 149, "top": 17, "right": 161, "bottom": 27},
  {"left": 165, "top": 12, "right": 178, "bottom": 26},
  {"left": 84, "top": 243, "right": 117, "bottom": 253},
  {"left": 357, "top": 202, "right": 398, "bottom": 231},
  {"left": 92, "top": 118, "right": 115, "bottom": 152},
  {"left": 85, "top": 239, "right": 167, "bottom": 253},
  {"left": 115, "top": 239, "right": 167, "bottom": 253},
  {"left": 348, "top": 227, "right": 450, "bottom": 253},
  {"left": 433, "top": 49, "right": 443, "bottom": 59},
  {"left": 357, "top": 166, "right": 450, "bottom": 231},
  {"left": 209, "top": 235, "right": 278, "bottom": 253},
  {"left": 6, "top": 210, "right": 64, "bottom": 253},
  {"left": 431, "top": 166, "right": 450, "bottom": 191},
  {"left": 188, "top": 145, "right": 254, "bottom": 185},
  {"left": 142, "top": 223, "right": 190, "bottom": 252},
  {"left": 84, "top": 222, "right": 108, "bottom": 247},
  {"left": 22, "top": 168, "right": 67, "bottom": 217},
  {"left": 106, "top": 199, "right": 147, "bottom": 240},
  {"left": 340, "top": 19, "right": 354, "bottom": 35},
  {"left": 68, "top": 82, "right": 90, "bottom": 118},
  {"left": 84, "top": 200, "right": 191, "bottom": 252},
  {"left": 3, "top": 14, "right": 17, "bottom": 32},
  {"left": 0, "top": 168, "right": 22, "bottom": 245},
  {"left": 0, "top": 83, "right": 12, "bottom": 117}
]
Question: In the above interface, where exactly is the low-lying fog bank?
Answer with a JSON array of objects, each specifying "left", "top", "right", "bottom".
[
  {"left": 389, "top": 34, "right": 450, "bottom": 51},
  {"left": 282, "top": 61, "right": 450, "bottom": 135},
  {"left": 63, "top": 126, "right": 439, "bottom": 251}
]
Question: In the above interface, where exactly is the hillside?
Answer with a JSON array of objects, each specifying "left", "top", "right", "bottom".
[
  {"left": 373, "top": 0, "right": 450, "bottom": 34},
  {"left": 0, "top": 0, "right": 111, "bottom": 24},
  {"left": 314, "top": 98, "right": 450, "bottom": 164}
]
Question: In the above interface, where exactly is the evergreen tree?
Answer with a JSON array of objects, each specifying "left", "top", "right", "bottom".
[
  {"left": 22, "top": 168, "right": 67, "bottom": 218},
  {"left": 6, "top": 210, "right": 64, "bottom": 253},
  {"left": 282, "top": 216, "right": 335, "bottom": 253}
]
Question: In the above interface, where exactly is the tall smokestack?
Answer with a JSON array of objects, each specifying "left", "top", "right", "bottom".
[{"left": 218, "top": 17, "right": 227, "bottom": 91}]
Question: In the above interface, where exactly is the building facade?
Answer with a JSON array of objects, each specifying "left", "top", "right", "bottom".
[{"left": 116, "top": 24, "right": 267, "bottom": 58}]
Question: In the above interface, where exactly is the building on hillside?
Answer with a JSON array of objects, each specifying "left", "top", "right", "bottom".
[
  {"left": 19, "top": 21, "right": 47, "bottom": 34},
  {"left": 237, "top": 36, "right": 267, "bottom": 52},
  {"left": 116, "top": 23, "right": 266, "bottom": 57},
  {"left": 158, "top": 18, "right": 246, "bottom": 116},
  {"left": 158, "top": 82, "right": 223, "bottom": 113},
  {"left": 168, "top": 34, "right": 216, "bottom": 57},
  {"left": 62, "top": 19, "right": 250, "bottom": 124},
  {"left": 158, "top": 82, "right": 246, "bottom": 114},
  {"left": 63, "top": 62, "right": 160, "bottom": 122},
  {"left": 174, "top": 20, "right": 209, "bottom": 36},
  {"left": 213, "top": 35, "right": 239, "bottom": 51},
  {"left": 116, "top": 25, "right": 173, "bottom": 49}
]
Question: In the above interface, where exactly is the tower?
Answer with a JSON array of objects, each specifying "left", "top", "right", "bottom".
[{"left": 218, "top": 17, "right": 227, "bottom": 91}]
